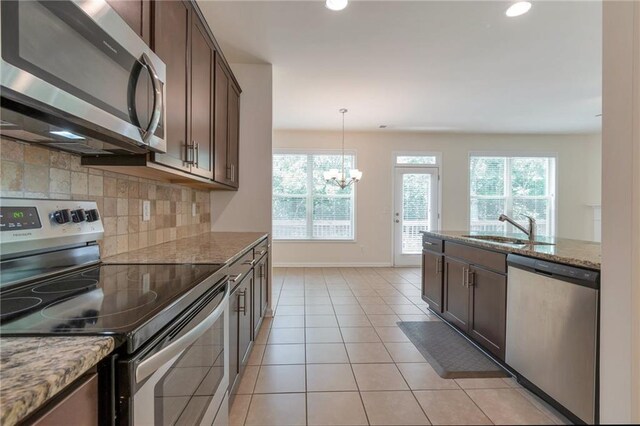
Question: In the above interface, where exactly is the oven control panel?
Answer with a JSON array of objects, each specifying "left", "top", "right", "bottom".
[{"left": 0, "top": 198, "right": 104, "bottom": 257}]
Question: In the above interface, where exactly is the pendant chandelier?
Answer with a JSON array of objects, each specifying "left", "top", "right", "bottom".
[{"left": 324, "top": 108, "right": 363, "bottom": 189}]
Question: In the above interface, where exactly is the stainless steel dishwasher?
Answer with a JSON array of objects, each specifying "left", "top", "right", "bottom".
[{"left": 506, "top": 254, "right": 599, "bottom": 425}]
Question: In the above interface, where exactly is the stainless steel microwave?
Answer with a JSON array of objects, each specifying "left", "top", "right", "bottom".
[{"left": 0, "top": 0, "right": 166, "bottom": 155}]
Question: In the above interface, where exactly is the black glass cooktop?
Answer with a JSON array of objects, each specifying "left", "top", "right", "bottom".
[{"left": 0, "top": 263, "right": 226, "bottom": 352}]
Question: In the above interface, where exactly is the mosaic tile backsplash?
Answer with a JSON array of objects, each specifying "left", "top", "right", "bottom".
[{"left": 0, "top": 138, "right": 211, "bottom": 258}]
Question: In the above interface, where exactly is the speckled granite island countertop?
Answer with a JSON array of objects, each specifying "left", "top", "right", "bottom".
[
  {"left": 422, "top": 231, "right": 601, "bottom": 270},
  {"left": 0, "top": 337, "right": 114, "bottom": 426},
  {"left": 102, "top": 232, "right": 268, "bottom": 264}
]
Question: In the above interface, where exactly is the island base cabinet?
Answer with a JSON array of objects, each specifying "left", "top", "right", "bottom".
[
  {"left": 439, "top": 247, "right": 507, "bottom": 361},
  {"left": 443, "top": 257, "right": 470, "bottom": 330},
  {"left": 422, "top": 250, "right": 443, "bottom": 313},
  {"left": 469, "top": 266, "right": 507, "bottom": 359}
]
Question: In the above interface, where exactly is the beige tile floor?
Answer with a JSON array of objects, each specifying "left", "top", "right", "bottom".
[{"left": 230, "top": 267, "right": 569, "bottom": 426}]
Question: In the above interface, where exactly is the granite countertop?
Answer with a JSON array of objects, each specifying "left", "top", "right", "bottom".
[
  {"left": 423, "top": 230, "right": 601, "bottom": 270},
  {"left": 103, "top": 231, "right": 269, "bottom": 265},
  {"left": 0, "top": 337, "right": 114, "bottom": 426}
]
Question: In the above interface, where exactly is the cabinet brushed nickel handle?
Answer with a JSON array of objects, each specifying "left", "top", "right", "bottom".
[
  {"left": 242, "top": 290, "right": 247, "bottom": 316},
  {"left": 468, "top": 270, "right": 475, "bottom": 287},
  {"left": 424, "top": 241, "right": 435, "bottom": 246},
  {"left": 185, "top": 141, "right": 195, "bottom": 165},
  {"left": 194, "top": 142, "right": 199, "bottom": 168},
  {"left": 259, "top": 249, "right": 267, "bottom": 256},
  {"left": 230, "top": 273, "right": 243, "bottom": 283},
  {"left": 238, "top": 290, "right": 246, "bottom": 314},
  {"left": 243, "top": 259, "right": 256, "bottom": 266},
  {"left": 462, "top": 267, "right": 468, "bottom": 288}
]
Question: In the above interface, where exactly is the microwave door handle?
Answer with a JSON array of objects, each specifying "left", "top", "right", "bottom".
[
  {"left": 139, "top": 53, "right": 162, "bottom": 143},
  {"left": 135, "top": 283, "right": 228, "bottom": 384}
]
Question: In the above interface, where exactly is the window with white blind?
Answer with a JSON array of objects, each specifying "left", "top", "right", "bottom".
[
  {"left": 469, "top": 155, "right": 556, "bottom": 236},
  {"left": 273, "top": 151, "right": 356, "bottom": 240}
]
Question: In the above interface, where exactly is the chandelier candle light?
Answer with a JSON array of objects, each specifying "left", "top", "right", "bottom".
[{"left": 324, "top": 108, "right": 363, "bottom": 189}]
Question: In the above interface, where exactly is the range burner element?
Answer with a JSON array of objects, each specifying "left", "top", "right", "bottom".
[
  {"left": 41, "top": 289, "right": 159, "bottom": 321},
  {"left": 0, "top": 297, "right": 43, "bottom": 319},
  {"left": 32, "top": 279, "right": 98, "bottom": 294}
]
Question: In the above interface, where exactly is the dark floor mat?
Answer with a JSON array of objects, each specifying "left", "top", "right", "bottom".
[{"left": 397, "top": 321, "right": 510, "bottom": 379}]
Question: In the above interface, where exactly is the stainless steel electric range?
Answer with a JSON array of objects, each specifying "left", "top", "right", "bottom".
[{"left": 0, "top": 198, "right": 230, "bottom": 426}]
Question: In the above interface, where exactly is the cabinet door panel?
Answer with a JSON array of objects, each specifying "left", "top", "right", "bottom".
[
  {"left": 252, "top": 268, "right": 261, "bottom": 337},
  {"left": 152, "top": 0, "right": 190, "bottom": 172},
  {"left": 443, "top": 257, "right": 469, "bottom": 330},
  {"left": 229, "top": 287, "right": 239, "bottom": 394},
  {"left": 469, "top": 267, "right": 507, "bottom": 359},
  {"left": 227, "top": 83, "right": 240, "bottom": 188},
  {"left": 189, "top": 15, "right": 214, "bottom": 179},
  {"left": 422, "top": 251, "right": 443, "bottom": 312},
  {"left": 238, "top": 276, "right": 253, "bottom": 371},
  {"left": 106, "top": 0, "right": 144, "bottom": 39},
  {"left": 214, "top": 58, "right": 229, "bottom": 184},
  {"left": 260, "top": 255, "right": 269, "bottom": 316}
]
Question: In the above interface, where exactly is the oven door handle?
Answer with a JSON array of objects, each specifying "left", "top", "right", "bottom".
[{"left": 135, "top": 283, "right": 228, "bottom": 384}]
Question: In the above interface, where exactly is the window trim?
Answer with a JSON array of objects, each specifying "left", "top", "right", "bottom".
[
  {"left": 393, "top": 151, "right": 442, "bottom": 167},
  {"left": 273, "top": 149, "right": 358, "bottom": 242},
  {"left": 467, "top": 151, "right": 558, "bottom": 236}
]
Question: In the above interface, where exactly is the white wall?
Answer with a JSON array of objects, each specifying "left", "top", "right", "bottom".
[
  {"left": 273, "top": 130, "right": 601, "bottom": 266},
  {"left": 601, "top": 1, "right": 640, "bottom": 422},
  {"left": 210, "top": 64, "right": 273, "bottom": 233}
]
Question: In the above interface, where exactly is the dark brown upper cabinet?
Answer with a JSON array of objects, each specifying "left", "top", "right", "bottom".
[
  {"left": 151, "top": 0, "right": 191, "bottom": 174},
  {"left": 83, "top": 0, "right": 241, "bottom": 190},
  {"left": 189, "top": 14, "right": 215, "bottom": 179},
  {"left": 105, "top": 0, "right": 150, "bottom": 44},
  {"left": 151, "top": 2, "right": 215, "bottom": 179},
  {"left": 214, "top": 56, "right": 240, "bottom": 189}
]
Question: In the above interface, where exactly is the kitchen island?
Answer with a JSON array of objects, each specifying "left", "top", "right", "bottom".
[
  {"left": 420, "top": 230, "right": 601, "bottom": 424},
  {"left": 421, "top": 230, "right": 600, "bottom": 270},
  {"left": 419, "top": 230, "right": 600, "bottom": 360}
]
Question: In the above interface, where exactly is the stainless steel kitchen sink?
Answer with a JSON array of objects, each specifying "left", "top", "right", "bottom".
[{"left": 461, "top": 235, "right": 555, "bottom": 246}]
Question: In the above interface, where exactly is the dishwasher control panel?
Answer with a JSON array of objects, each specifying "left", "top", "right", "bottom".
[{"left": 507, "top": 254, "right": 599, "bottom": 288}]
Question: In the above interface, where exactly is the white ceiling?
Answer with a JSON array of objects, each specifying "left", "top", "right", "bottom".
[{"left": 199, "top": 1, "right": 602, "bottom": 133}]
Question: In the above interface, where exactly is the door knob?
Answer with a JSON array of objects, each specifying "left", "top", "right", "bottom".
[{"left": 395, "top": 219, "right": 400, "bottom": 223}]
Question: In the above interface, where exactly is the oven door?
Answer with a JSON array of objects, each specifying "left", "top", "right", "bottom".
[
  {"left": 0, "top": 0, "right": 166, "bottom": 153},
  {"left": 119, "top": 281, "right": 229, "bottom": 426}
]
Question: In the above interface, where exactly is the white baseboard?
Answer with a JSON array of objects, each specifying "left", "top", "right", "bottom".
[{"left": 273, "top": 262, "right": 394, "bottom": 268}]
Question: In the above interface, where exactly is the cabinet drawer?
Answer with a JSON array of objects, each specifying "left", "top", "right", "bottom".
[
  {"left": 254, "top": 239, "right": 269, "bottom": 260},
  {"left": 423, "top": 235, "right": 443, "bottom": 253},
  {"left": 445, "top": 241, "right": 506, "bottom": 274},
  {"left": 229, "top": 251, "right": 254, "bottom": 288}
]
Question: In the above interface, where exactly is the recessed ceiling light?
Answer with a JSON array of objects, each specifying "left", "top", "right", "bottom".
[
  {"left": 326, "top": 0, "right": 348, "bottom": 11},
  {"left": 50, "top": 130, "right": 85, "bottom": 140},
  {"left": 506, "top": 1, "right": 532, "bottom": 17}
]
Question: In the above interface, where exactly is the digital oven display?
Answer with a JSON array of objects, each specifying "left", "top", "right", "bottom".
[{"left": 0, "top": 207, "right": 41, "bottom": 231}]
